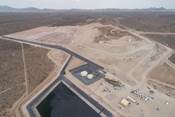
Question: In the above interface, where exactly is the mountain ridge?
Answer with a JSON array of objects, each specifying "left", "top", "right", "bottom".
[{"left": 0, "top": 5, "right": 174, "bottom": 12}]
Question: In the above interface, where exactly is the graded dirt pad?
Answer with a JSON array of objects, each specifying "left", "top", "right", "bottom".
[
  {"left": 23, "top": 44, "right": 55, "bottom": 93},
  {"left": 143, "top": 34, "right": 175, "bottom": 50},
  {"left": 94, "top": 26, "right": 130, "bottom": 43},
  {"left": 37, "top": 27, "right": 77, "bottom": 45},
  {"left": 7, "top": 27, "right": 58, "bottom": 40},
  {"left": 148, "top": 63, "right": 175, "bottom": 86}
]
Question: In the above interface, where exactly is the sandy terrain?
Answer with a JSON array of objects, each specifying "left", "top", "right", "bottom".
[
  {"left": 38, "top": 26, "right": 77, "bottom": 45},
  {"left": 147, "top": 80, "right": 175, "bottom": 98},
  {"left": 23, "top": 44, "right": 56, "bottom": 92},
  {"left": 7, "top": 27, "right": 58, "bottom": 40},
  {"left": 148, "top": 62, "right": 175, "bottom": 86},
  {"left": 48, "top": 49, "right": 69, "bottom": 66},
  {"left": 66, "top": 56, "right": 87, "bottom": 71}
]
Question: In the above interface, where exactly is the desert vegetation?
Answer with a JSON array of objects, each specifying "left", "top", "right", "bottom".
[
  {"left": 23, "top": 44, "right": 55, "bottom": 92},
  {"left": 0, "top": 39, "right": 55, "bottom": 116},
  {"left": 0, "top": 11, "right": 175, "bottom": 36}
]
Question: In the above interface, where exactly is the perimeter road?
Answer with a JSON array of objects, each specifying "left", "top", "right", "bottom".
[{"left": 1, "top": 36, "right": 103, "bottom": 70}]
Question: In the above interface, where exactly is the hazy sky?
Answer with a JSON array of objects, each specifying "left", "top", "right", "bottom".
[{"left": 1, "top": 0, "right": 175, "bottom": 9}]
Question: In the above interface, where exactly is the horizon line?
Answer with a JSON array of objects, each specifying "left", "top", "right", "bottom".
[{"left": 0, "top": 5, "right": 174, "bottom": 10}]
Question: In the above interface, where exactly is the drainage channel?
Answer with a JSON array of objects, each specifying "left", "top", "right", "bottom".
[{"left": 26, "top": 76, "right": 112, "bottom": 117}]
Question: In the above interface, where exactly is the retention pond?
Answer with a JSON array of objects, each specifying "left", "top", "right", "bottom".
[
  {"left": 26, "top": 78, "right": 112, "bottom": 117},
  {"left": 37, "top": 82, "right": 100, "bottom": 117}
]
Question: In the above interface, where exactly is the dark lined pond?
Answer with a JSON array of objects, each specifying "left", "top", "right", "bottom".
[{"left": 37, "top": 83, "right": 100, "bottom": 117}]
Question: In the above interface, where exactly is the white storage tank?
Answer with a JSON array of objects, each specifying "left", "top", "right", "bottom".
[
  {"left": 87, "top": 74, "right": 94, "bottom": 79},
  {"left": 80, "top": 71, "right": 88, "bottom": 77}
]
